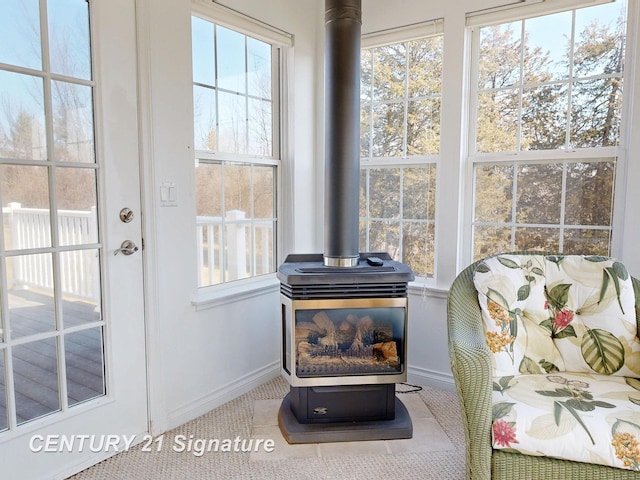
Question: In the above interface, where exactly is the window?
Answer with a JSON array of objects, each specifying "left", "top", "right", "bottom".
[
  {"left": 469, "top": 1, "right": 628, "bottom": 260},
  {"left": 360, "top": 28, "right": 443, "bottom": 278},
  {"left": 192, "top": 13, "right": 283, "bottom": 287}
]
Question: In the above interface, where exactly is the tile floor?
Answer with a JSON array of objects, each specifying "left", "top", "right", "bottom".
[{"left": 249, "top": 393, "right": 455, "bottom": 461}]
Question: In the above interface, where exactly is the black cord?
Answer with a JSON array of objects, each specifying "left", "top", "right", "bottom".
[{"left": 395, "top": 382, "right": 423, "bottom": 394}]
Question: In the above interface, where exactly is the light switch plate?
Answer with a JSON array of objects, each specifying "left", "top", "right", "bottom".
[{"left": 160, "top": 181, "right": 178, "bottom": 207}]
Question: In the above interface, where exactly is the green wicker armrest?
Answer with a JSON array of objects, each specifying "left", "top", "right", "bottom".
[{"left": 448, "top": 260, "right": 494, "bottom": 480}]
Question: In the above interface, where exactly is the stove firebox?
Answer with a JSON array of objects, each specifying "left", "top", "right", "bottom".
[{"left": 277, "top": 253, "right": 414, "bottom": 443}]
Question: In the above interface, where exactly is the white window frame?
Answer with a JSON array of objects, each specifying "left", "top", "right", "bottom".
[
  {"left": 464, "top": 0, "right": 631, "bottom": 263},
  {"left": 360, "top": 19, "right": 444, "bottom": 282},
  {"left": 190, "top": 1, "right": 292, "bottom": 308}
]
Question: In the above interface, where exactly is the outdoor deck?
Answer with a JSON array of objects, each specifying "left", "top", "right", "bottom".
[{"left": 1, "top": 288, "right": 105, "bottom": 430}]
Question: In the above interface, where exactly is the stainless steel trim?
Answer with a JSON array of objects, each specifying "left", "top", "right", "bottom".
[
  {"left": 323, "top": 255, "right": 359, "bottom": 267},
  {"left": 281, "top": 295, "right": 409, "bottom": 388}
]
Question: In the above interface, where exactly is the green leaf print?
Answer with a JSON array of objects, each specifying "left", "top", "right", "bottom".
[
  {"left": 625, "top": 378, "right": 640, "bottom": 391},
  {"left": 493, "top": 402, "right": 515, "bottom": 421},
  {"left": 581, "top": 328, "right": 625, "bottom": 375},
  {"left": 545, "top": 284, "right": 571, "bottom": 311},
  {"left": 613, "top": 261, "right": 629, "bottom": 281},
  {"left": 517, "top": 284, "right": 530, "bottom": 301},
  {"left": 519, "top": 356, "right": 542, "bottom": 374},
  {"left": 585, "top": 256, "right": 610, "bottom": 262},
  {"left": 493, "top": 376, "right": 515, "bottom": 394},
  {"left": 497, "top": 257, "right": 520, "bottom": 269},
  {"left": 539, "top": 359, "right": 560, "bottom": 373},
  {"left": 475, "top": 262, "right": 490, "bottom": 274},
  {"left": 539, "top": 375, "right": 614, "bottom": 446}
]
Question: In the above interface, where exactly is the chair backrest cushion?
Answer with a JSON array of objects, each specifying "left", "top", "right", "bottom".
[{"left": 473, "top": 254, "right": 640, "bottom": 377}]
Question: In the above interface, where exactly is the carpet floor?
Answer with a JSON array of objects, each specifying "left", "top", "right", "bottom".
[{"left": 68, "top": 377, "right": 465, "bottom": 479}]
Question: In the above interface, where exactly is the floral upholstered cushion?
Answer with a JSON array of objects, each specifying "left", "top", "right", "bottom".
[
  {"left": 473, "top": 254, "right": 564, "bottom": 376},
  {"left": 544, "top": 255, "right": 640, "bottom": 377},
  {"left": 492, "top": 372, "right": 640, "bottom": 471},
  {"left": 474, "top": 254, "right": 640, "bottom": 377}
]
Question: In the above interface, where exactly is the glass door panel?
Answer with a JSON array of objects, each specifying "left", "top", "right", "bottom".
[{"left": 0, "top": 0, "right": 104, "bottom": 431}]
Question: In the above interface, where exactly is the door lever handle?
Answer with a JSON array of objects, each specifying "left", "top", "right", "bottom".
[{"left": 114, "top": 240, "right": 139, "bottom": 256}]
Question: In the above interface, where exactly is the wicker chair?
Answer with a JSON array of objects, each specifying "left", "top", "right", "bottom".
[{"left": 447, "top": 253, "right": 640, "bottom": 480}]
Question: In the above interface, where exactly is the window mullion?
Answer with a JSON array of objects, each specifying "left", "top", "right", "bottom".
[
  {"left": 517, "top": 20, "right": 525, "bottom": 153},
  {"left": 566, "top": 10, "right": 576, "bottom": 150}
]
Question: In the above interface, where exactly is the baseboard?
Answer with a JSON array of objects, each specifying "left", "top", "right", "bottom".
[
  {"left": 406, "top": 366, "right": 456, "bottom": 393},
  {"left": 165, "top": 361, "right": 280, "bottom": 432}
]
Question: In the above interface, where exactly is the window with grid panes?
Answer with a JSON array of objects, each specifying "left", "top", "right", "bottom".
[
  {"left": 192, "top": 15, "right": 281, "bottom": 286},
  {"left": 360, "top": 30, "right": 442, "bottom": 279},
  {"left": 469, "top": 0, "right": 628, "bottom": 260}
]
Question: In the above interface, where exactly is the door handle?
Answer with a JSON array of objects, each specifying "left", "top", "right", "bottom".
[{"left": 114, "top": 240, "right": 139, "bottom": 256}]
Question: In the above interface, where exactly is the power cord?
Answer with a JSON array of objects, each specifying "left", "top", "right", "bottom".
[{"left": 395, "top": 382, "right": 423, "bottom": 394}]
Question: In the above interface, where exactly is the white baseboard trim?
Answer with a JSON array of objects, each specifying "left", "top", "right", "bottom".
[
  {"left": 165, "top": 361, "right": 280, "bottom": 432},
  {"left": 406, "top": 366, "right": 456, "bottom": 393}
]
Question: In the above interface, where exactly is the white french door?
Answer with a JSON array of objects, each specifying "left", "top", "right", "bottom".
[{"left": 0, "top": 1, "right": 147, "bottom": 478}]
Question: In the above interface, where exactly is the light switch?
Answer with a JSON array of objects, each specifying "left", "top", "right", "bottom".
[{"left": 160, "top": 181, "right": 178, "bottom": 207}]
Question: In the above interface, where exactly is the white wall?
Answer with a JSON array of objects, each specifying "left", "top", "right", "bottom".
[
  {"left": 137, "top": 0, "right": 321, "bottom": 434},
  {"left": 137, "top": 0, "right": 640, "bottom": 434}
]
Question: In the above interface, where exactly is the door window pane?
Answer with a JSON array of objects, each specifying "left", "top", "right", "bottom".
[
  {"left": 7, "top": 253, "right": 56, "bottom": 338},
  {"left": 47, "top": 0, "right": 91, "bottom": 80},
  {"left": 0, "top": 71, "right": 46, "bottom": 161},
  {"left": 65, "top": 328, "right": 105, "bottom": 407},
  {"left": 13, "top": 338, "right": 60, "bottom": 425},
  {"left": 52, "top": 81, "right": 95, "bottom": 163},
  {"left": 0, "top": 0, "right": 41, "bottom": 70},
  {"left": 60, "top": 249, "right": 101, "bottom": 327},
  {"left": 1, "top": 165, "right": 51, "bottom": 250},
  {"left": 56, "top": 168, "right": 98, "bottom": 247}
]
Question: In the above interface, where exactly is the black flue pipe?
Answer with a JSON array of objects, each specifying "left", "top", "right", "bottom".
[{"left": 323, "top": 0, "right": 362, "bottom": 268}]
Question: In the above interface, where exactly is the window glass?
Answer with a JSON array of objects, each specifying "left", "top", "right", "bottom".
[
  {"left": 360, "top": 33, "right": 442, "bottom": 278},
  {"left": 192, "top": 16, "right": 279, "bottom": 287},
  {"left": 470, "top": 1, "right": 627, "bottom": 260}
]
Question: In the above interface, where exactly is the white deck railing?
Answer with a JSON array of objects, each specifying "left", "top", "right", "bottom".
[
  {"left": 3, "top": 202, "right": 99, "bottom": 301},
  {"left": 4, "top": 204, "right": 274, "bottom": 297},
  {"left": 196, "top": 210, "right": 274, "bottom": 286}
]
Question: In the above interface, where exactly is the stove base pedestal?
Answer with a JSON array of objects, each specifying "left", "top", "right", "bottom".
[{"left": 277, "top": 393, "right": 413, "bottom": 444}]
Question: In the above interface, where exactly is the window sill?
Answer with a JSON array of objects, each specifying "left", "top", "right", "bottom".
[
  {"left": 191, "top": 274, "right": 280, "bottom": 311},
  {"left": 408, "top": 280, "right": 449, "bottom": 299}
]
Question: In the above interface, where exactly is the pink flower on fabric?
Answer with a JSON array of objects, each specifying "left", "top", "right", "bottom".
[
  {"left": 554, "top": 309, "right": 574, "bottom": 330},
  {"left": 493, "top": 419, "right": 519, "bottom": 448}
]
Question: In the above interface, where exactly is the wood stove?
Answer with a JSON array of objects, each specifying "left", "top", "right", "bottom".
[
  {"left": 277, "top": 253, "right": 414, "bottom": 442},
  {"left": 277, "top": 0, "right": 416, "bottom": 443}
]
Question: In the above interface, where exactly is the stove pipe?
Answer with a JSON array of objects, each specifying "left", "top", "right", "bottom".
[{"left": 323, "top": 0, "right": 362, "bottom": 268}]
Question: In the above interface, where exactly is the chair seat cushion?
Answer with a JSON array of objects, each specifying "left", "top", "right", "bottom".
[{"left": 492, "top": 372, "right": 640, "bottom": 471}]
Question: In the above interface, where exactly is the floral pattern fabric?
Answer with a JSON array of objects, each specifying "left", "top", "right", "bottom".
[
  {"left": 492, "top": 372, "right": 640, "bottom": 471},
  {"left": 473, "top": 254, "right": 640, "bottom": 378},
  {"left": 474, "top": 254, "right": 640, "bottom": 470}
]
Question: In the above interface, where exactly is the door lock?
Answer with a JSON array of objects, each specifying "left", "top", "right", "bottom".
[{"left": 119, "top": 208, "right": 134, "bottom": 223}]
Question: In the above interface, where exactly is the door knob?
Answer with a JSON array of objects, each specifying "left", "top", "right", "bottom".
[{"left": 114, "top": 240, "right": 139, "bottom": 256}]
